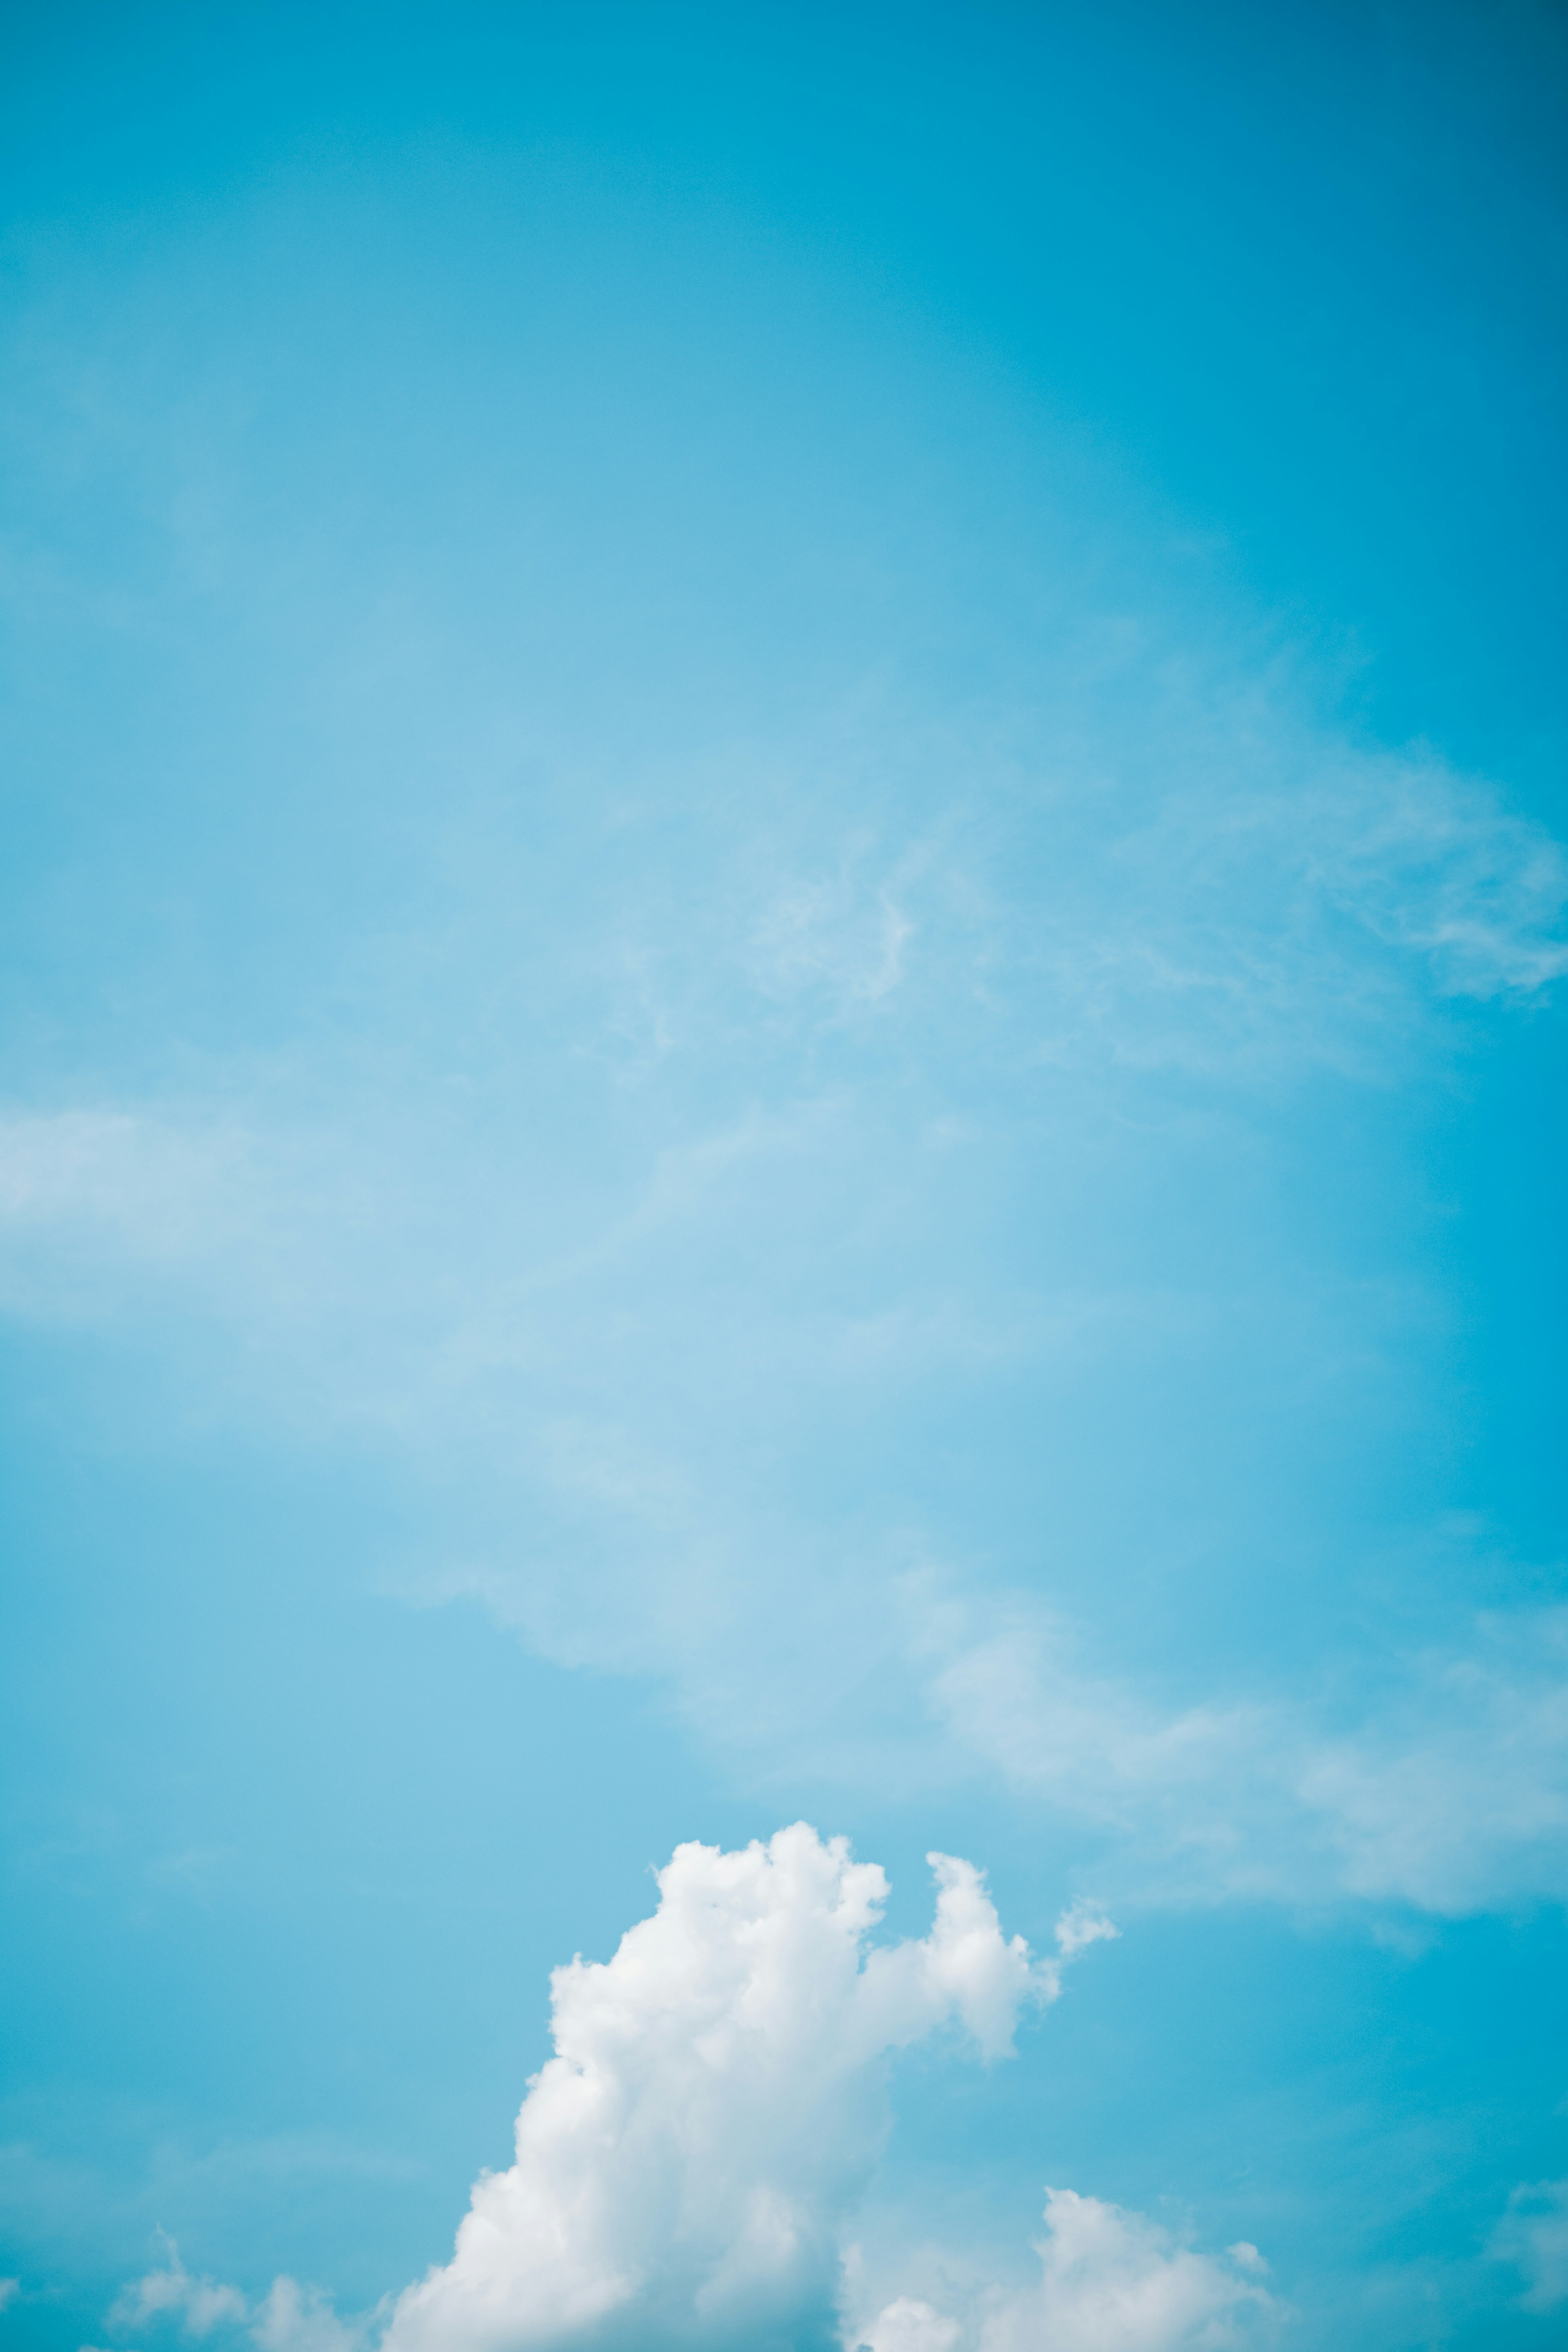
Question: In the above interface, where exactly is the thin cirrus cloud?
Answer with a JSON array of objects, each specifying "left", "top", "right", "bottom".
[
  {"left": 0, "top": 652, "right": 1564, "bottom": 1921},
  {"left": 95, "top": 1826, "right": 1273, "bottom": 2352},
  {"left": 930, "top": 1590, "right": 1568, "bottom": 1914}
]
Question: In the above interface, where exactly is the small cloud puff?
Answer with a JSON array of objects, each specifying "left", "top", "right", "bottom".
[
  {"left": 988, "top": 2189, "right": 1273, "bottom": 2350},
  {"left": 107, "top": 2241, "right": 370, "bottom": 2352},
  {"left": 1490, "top": 2177, "right": 1568, "bottom": 2313},
  {"left": 854, "top": 2192, "right": 1275, "bottom": 2352},
  {"left": 249, "top": 2280, "right": 363, "bottom": 2351},
  {"left": 112, "top": 2237, "right": 247, "bottom": 2337},
  {"left": 857, "top": 2299, "right": 961, "bottom": 2352}
]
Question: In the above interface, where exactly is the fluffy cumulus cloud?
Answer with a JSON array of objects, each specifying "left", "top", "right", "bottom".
[
  {"left": 101, "top": 1829, "right": 1165, "bottom": 2352},
  {"left": 384, "top": 1826, "right": 1100, "bottom": 2352}
]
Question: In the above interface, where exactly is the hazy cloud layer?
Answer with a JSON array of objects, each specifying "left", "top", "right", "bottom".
[
  {"left": 932, "top": 1593, "right": 1568, "bottom": 1913},
  {"left": 2, "top": 1093, "right": 1565, "bottom": 1915},
  {"left": 2, "top": 656, "right": 1565, "bottom": 1924}
]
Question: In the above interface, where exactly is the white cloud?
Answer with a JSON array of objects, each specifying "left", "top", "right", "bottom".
[
  {"left": 8, "top": 1092, "right": 1566, "bottom": 1924},
  {"left": 106, "top": 2245, "right": 374, "bottom": 2352},
  {"left": 847, "top": 2195, "right": 1275, "bottom": 2352},
  {"left": 1, "top": 604, "right": 1565, "bottom": 1942},
  {"left": 930, "top": 1592, "right": 1568, "bottom": 1915},
  {"left": 97, "top": 1838, "right": 1272, "bottom": 2352},
  {"left": 748, "top": 856, "right": 917, "bottom": 1011},
  {"left": 249, "top": 2278, "right": 366, "bottom": 2352},
  {"left": 112, "top": 2236, "right": 249, "bottom": 2337},
  {"left": 0, "top": 2277, "right": 18, "bottom": 2316},
  {"left": 384, "top": 1825, "right": 1102, "bottom": 2352},
  {"left": 1490, "top": 2177, "right": 1568, "bottom": 2313},
  {"left": 0, "top": 1112, "right": 255, "bottom": 1321},
  {"left": 855, "top": 2298, "right": 961, "bottom": 2352},
  {"left": 1306, "top": 749, "right": 1568, "bottom": 1000},
  {"left": 979, "top": 2189, "right": 1274, "bottom": 2351},
  {"left": 1292, "top": 1612, "right": 1568, "bottom": 1911}
]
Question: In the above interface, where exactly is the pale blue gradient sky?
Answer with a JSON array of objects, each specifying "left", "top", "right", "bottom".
[{"left": 2, "top": 7, "right": 1566, "bottom": 2350}]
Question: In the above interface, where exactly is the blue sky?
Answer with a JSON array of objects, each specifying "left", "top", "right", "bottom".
[{"left": 2, "top": 5, "right": 1566, "bottom": 2348}]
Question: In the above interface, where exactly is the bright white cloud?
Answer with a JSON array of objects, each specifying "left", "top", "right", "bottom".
[
  {"left": 384, "top": 1825, "right": 1101, "bottom": 2352},
  {"left": 1490, "top": 2177, "right": 1568, "bottom": 2313},
  {"left": 855, "top": 2298, "right": 961, "bottom": 2352},
  {"left": 100, "top": 1836, "right": 1281, "bottom": 2352}
]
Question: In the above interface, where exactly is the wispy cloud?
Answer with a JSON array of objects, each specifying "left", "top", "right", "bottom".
[
  {"left": 113, "top": 2234, "right": 248, "bottom": 2337},
  {"left": 107, "top": 2243, "right": 372, "bottom": 2352},
  {"left": 929, "top": 1590, "right": 1568, "bottom": 1913},
  {"left": 2, "top": 393, "right": 1564, "bottom": 1942},
  {"left": 1490, "top": 2177, "right": 1568, "bottom": 2313}
]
